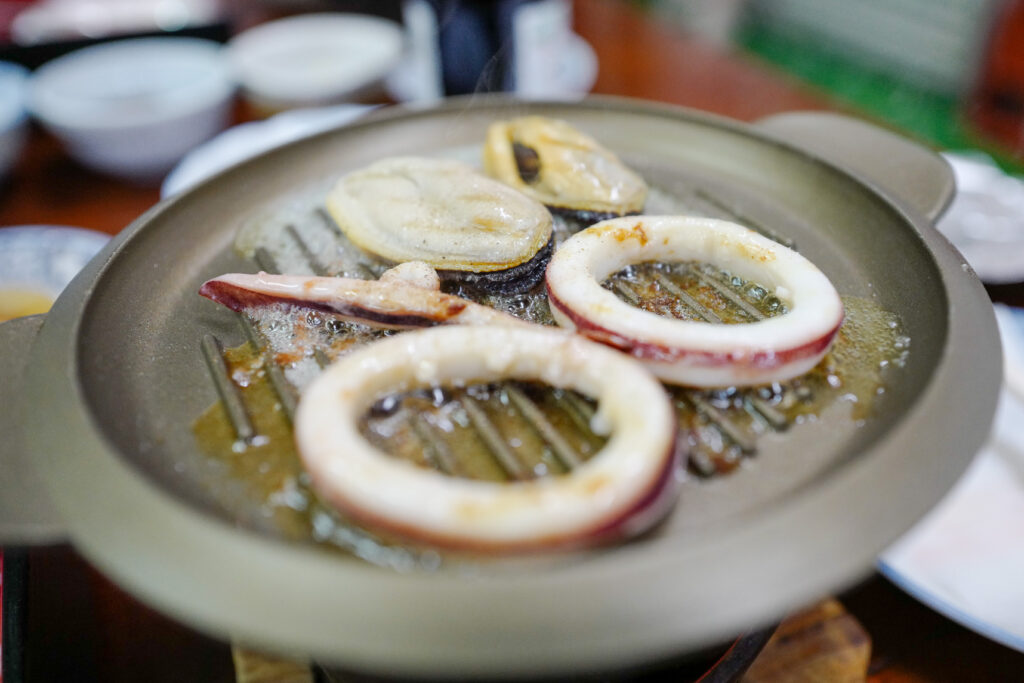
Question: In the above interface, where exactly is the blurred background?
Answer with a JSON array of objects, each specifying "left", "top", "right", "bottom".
[
  {"left": 0, "top": 0, "right": 1023, "bottom": 169},
  {"left": 1, "top": 0, "right": 1022, "bottom": 293},
  {"left": 0, "top": 0, "right": 1023, "bottom": 179}
]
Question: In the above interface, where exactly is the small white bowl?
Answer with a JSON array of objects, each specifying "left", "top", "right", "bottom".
[
  {"left": 28, "top": 37, "right": 234, "bottom": 183},
  {"left": 226, "top": 13, "right": 403, "bottom": 113},
  {"left": 0, "top": 61, "right": 29, "bottom": 182}
]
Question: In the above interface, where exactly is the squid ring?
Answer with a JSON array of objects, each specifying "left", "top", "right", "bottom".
[
  {"left": 545, "top": 216, "right": 844, "bottom": 387},
  {"left": 294, "top": 325, "right": 679, "bottom": 552}
]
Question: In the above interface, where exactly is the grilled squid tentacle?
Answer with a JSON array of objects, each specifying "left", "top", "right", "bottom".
[
  {"left": 199, "top": 265, "right": 529, "bottom": 329},
  {"left": 295, "top": 325, "right": 680, "bottom": 552},
  {"left": 545, "top": 216, "right": 845, "bottom": 387}
]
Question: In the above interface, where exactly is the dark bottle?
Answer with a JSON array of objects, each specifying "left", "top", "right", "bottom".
[{"left": 426, "top": 0, "right": 549, "bottom": 95}]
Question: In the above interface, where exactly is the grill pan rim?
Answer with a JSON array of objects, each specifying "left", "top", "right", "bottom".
[{"left": 15, "top": 96, "right": 1002, "bottom": 678}]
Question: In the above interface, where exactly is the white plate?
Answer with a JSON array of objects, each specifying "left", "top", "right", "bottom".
[
  {"left": 936, "top": 153, "right": 1024, "bottom": 285},
  {"left": 880, "top": 304, "right": 1024, "bottom": 652},
  {"left": 161, "top": 104, "right": 373, "bottom": 198}
]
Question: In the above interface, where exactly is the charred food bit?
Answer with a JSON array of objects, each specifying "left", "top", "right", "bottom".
[
  {"left": 294, "top": 325, "right": 680, "bottom": 552},
  {"left": 545, "top": 216, "right": 844, "bottom": 387},
  {"left": 199, "top": 264, "right": 529, "bottom": 329},
  {"left": 484, "top": 116, "right": 648, "bottom": 224},
  {"left": 325, "top": 156, "right": 554, "bottom": 294}
]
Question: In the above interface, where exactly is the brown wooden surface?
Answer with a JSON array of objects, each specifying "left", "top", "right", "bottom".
[
  {"left": 3, "top": 0, "right": 1024, "bottom": 681},
  {"left": 744, "top": 599, "right": 870, "bottom": 682},
  {"left": 0, "top": 125, "right": 160, "bottom": 236}
]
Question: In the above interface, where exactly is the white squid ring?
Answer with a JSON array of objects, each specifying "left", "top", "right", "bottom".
[
  {"left": 295, "top": 325, "right": 679, "bottom": 552},
  {"left": 545, "top": 216, "right": 845, "bottom": 387}
]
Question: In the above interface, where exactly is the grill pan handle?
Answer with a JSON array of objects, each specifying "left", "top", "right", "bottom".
[
  {"left": 0, "top": 315, "right": 66, "bottom": 545},
  {"left": 754, "top": 111, "right": 955, "bottom": 222}
]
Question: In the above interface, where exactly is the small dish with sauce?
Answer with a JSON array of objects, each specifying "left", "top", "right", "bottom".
[{"left": 0, "top": 225, "right": 109, "bottom": 323}]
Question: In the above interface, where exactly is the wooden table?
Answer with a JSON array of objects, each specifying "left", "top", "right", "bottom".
[{"left": 2, "top": 0, "right": 1023, "bottom": 680}]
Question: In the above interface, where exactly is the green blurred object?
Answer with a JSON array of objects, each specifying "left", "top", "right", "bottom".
[{"left": 736, "top": 13, "right": 1024, "bottom": 175}]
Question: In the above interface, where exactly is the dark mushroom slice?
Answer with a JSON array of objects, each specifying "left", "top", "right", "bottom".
[
  {"left": 484, "top": 116, "right": 648, "bottom": 226},
  {"left": 325, "top": 156, "right": 554, "bottom": 295}
]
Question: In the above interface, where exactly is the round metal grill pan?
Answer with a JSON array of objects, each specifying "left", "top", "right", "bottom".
[{"left": 9, "top": 97, "right": 1001, "bottom": 679}]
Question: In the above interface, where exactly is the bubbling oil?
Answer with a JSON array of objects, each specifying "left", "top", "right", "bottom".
[{"left": 193, "top": 287, "right": 907, "bottom": 560}]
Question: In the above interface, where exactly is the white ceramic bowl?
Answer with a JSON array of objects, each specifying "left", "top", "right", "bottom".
[
  {"left": 226, "top": 13, "right": 403, "bottom": 113},
  {"left": 0, "top": 61, "right": 29, "bottom": 182},
  {"left": 28, "top": 37, "right": 234, "bottom": 183}
]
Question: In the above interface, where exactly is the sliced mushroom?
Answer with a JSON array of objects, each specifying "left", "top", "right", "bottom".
[
  {"left": 484, "top": 116, "right": 648, "bottom": 223},
  {"left": 325, "top": 156, "right": 554, "bottom": 294}
]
